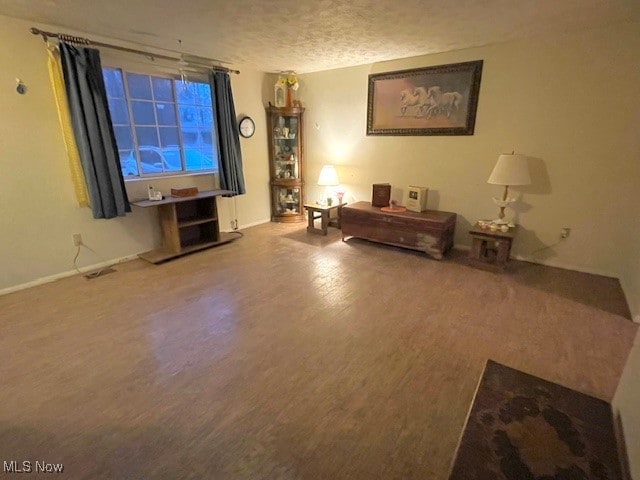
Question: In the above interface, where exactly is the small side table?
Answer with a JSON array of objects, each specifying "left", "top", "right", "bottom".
[
  {"left": 468, "top": 223, "right": 518, "bottom": 269},
  {"left": 304, "top": 203, "right": 346, "bottom": 235}
]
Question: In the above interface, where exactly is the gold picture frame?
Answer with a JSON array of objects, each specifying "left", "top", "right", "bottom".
[{"left": 366, "top": 60, "right": 483, "bottom": 136}]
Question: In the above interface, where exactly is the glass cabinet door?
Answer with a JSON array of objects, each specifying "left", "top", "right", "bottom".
[
  {"left": 272, "top": 115, "right": 300, "bottom": 180},
  {"left": 273, "top": 186, "right": 301, "bottom": 216}
]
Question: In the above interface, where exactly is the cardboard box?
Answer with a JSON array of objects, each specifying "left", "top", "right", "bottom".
[
  {"left": 405, "top": 186, "right": 428, "bottom": 212},
  {"left": 171, "top": 187, "right": 199, "bottom": 197}
]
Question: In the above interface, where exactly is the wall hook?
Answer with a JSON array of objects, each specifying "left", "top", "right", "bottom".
[{"left": 16, "top": 78, "right": 27, "bottom": 95}]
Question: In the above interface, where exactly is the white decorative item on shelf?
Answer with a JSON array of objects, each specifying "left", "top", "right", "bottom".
[
  {"left": 405, "top": 186, "right": 428, "bottom": 212},
  {"left": 487, "top": 152, "right": 531, "bottom": 224},
  {"left": 274, "top": 82, "right": 286, "bottom": 107}
]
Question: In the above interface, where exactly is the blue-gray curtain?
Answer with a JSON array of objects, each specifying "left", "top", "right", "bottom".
[
  {"left": 209, "top": 71, "right": 246, "bottom": 195},
  {"left": 59, "top": 42, "right": 130, "bottom": 219}
]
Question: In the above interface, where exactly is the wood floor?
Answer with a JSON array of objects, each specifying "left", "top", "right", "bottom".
[{"left": 0, "top": 222, "right": 636, "bottom": 479}]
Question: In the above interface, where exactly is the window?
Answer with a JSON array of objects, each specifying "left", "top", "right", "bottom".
[{"left": 102, "top": 68, "right": 219, "bottom": 179}]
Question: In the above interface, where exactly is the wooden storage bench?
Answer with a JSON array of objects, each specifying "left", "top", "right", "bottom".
[{"left": 341, "top": 201, "right": 456, "bottom": 260}]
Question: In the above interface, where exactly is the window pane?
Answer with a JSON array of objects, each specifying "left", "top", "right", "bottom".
[
  {"left": 160, "top": 148, "right": 182, "bottom": 171},
  {"left": 135, "top": 127, "right": 159, "bottom": 148},
  {"left": 126, "top": 73, "right": 152, "bottom": 100},
  {"left": 159, "top": 127, "right": 179, "bottom": 147},
  {"left": 196, "top": 83, "right": 211, "bottom": 105},
  {"left": 201, "top": 130, "right": 213, "bottom": 147},
  {"left": 139, "top": 148, "right": 165, "bottom": 174},
  {"left": 131, "top": 101, "right": 155, "bottom": 125},
  {"left": 152, "top": 77, "right": 173, "bottom": 101},
  {"left": 176, "top": 82, "right": 197, "bottom": 105},
  {"left": 114, "top": 126, "right": 134, "bottom": 150},
  {"left": 198, "top": 107, "right": 213, "bottom": 128},
  {"left": 181, "top": 128, "right": 198, "bottom": 147},
  {"left": 179, "top": 105, "right": 198, "bottom": 128},
  {"left": 119, "top": 150, "right": 138, "bottom": 176},
  {"left": 200, "top": 150, "right": 215, "bottom": 170},
  {"left": 103, "top": 68, "right": 125, "bottom": 98},
  {"left": 156, "top": 103, "right": 177, "bottom": 126},
  {"left": 108, "top": 98, "right": 129, "bottom": 125},
  {"left": 185, "top": 149, "right": 205, "bottom": 171},
  {"left": 201, "top": 144, "right": 214, "bottom": 157}
]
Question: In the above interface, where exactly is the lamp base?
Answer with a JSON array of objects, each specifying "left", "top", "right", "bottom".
[{"left": 492, "top": 218, "right": 510, "bottom": 225}]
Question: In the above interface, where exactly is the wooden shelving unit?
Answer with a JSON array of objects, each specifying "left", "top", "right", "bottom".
[{"left": 131, "top": 189, "right": 238, "bottom": 264}]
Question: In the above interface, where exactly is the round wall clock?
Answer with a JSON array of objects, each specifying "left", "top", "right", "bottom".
[{"left": 238, "top": 116, "right": 255, "bottom": 138}]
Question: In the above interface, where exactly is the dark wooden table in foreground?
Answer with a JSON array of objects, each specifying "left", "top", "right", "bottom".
[{"left": 449, "top": 360, "right": 624, "bottom": 480}]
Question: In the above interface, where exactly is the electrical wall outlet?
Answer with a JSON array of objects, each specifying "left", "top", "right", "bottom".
[
  {"left": 72, "top": 233, "right": 82, "bottom": 246},
  {"left": 560, "top": 228, "right": 571, "bottom": 239}
]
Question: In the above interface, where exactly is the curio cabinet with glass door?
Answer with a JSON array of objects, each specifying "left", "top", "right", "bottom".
[{"left": 266, "top": 104, "right": 305, "bottom": 222}]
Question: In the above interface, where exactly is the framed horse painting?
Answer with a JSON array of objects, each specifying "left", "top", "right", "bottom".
[{"left": 366, "top": 60, "right": 483, "bottom": 136}]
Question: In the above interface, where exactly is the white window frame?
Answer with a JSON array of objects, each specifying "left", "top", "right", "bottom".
[{"left": 103, "top": 65, "right": 220, "bottom": 181}]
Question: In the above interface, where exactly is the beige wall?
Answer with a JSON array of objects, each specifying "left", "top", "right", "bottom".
[
  {"left": 298, "top": 21, "right": 640, "bottom": 283},
  {"left": 0, "top": 14, "right": 270, "bottom": 292},
  {"left": 296, "top": 21, "right": 640, "bottom": 471},
  {"left": 614, "top": 330, "right": 640, "bottom": 478},
  {"left": 613, "top": 212, "right": 640, "bottom": 478}
]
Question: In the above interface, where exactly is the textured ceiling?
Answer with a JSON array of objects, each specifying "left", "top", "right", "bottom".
[{"left": 1, "top": 0, "right": 638, "bottom": 73}]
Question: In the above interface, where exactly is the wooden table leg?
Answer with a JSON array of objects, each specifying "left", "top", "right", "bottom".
[
  {"left": 306, "top": 208, "right": 315, "bottom": 233},
  {"left": 495, "top": 239, "right": 512, "bottom": 267},
  {"left": 470, "top": 237, "right": 484, "bottom": 260},
  {"left": 305, "top": 207, "right": 330, "bottom": 235},
  {"left": 320, "top": 210, "right": 329, "bottom": 235}
]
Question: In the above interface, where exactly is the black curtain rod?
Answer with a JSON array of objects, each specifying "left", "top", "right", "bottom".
[{"left": 30, "top": 27, "right": 240, "bottom": 74}]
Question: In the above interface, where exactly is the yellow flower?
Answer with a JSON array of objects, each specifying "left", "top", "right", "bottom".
[{"left": 285, "top": 74, "right": 299, "bottom": 91}]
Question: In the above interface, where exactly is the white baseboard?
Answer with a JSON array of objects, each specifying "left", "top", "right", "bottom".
[
  {"left": 0, "top": 254, "right": 139, "bottom": 297},
  {"left": 2, "top": 219, "right": 272, "bottom": 296}
]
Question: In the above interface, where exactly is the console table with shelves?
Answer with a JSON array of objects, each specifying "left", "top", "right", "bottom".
[{"left": 131, "top": 190, "right": 238, "bottom": 264}]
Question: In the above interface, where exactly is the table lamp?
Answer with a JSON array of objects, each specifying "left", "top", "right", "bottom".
[
  {"left": 317, "top": 165, "right": 340, "bottom": 206},
  {"left": 487, "top": 152, "right": 531, "bottom": 224}
]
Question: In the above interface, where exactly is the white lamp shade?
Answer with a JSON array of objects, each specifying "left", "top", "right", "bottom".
[
  {"left": 317, "top": 165, "right": 339, "bottom": 186},
  {"left": 487, "top": 154, "right": 531, "bottom": 186}
]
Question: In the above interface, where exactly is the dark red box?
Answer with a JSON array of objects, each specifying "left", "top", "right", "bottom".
[{"left": 372, "top": 183, "right": 391, "bottom": 207}]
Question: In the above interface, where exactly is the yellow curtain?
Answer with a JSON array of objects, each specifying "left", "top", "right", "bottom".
[{"left": 47, "top": 44, "right": 90, "bottom": 207}]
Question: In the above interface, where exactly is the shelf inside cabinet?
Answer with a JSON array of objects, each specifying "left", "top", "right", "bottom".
[{"left": 178, "top": 217, "right": 218, "bottom": 228}]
